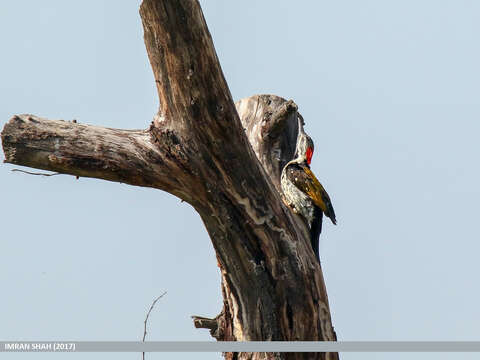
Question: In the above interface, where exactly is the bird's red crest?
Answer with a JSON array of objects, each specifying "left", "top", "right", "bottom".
[{"left": 306, "top": 147, "right": 313, "bottom": 165}]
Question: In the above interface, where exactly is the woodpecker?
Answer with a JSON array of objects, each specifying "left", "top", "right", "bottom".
[{"left": 281, "top": 125, "right": 336, "bottom": 262}]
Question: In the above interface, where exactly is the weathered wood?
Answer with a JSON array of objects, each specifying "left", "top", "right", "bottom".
[
  {"left": 1, "top": 114, "right": 194, "bottom": 200},
  {"left": 236, "top": 95, "right": 300, "bottom": 193},
  {"left": 1, "top": 1, "right": 338, "bottom": 359}
]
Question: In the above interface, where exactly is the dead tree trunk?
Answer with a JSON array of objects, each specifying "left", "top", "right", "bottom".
[{"left": 1, "top": 1, "right": 338, "bottom": 359}]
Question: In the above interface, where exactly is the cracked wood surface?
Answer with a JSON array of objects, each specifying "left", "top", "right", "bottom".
[{"left": 1, "top": 1, "right": 338, "bottom": 359}]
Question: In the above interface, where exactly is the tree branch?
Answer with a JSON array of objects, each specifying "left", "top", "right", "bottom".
[{"left": 1, "top": 114, "right": 195, "bottom": 201}]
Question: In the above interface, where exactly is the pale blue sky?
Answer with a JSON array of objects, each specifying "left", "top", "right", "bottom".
[{"left": 1, "top": 1, "right": 480, "bottom": 360}]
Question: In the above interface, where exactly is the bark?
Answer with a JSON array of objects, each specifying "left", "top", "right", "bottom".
[
  {"left": 1, "top": 1, "right": 338, "bottom": 360},
  {"left": 236, "top": 96, "right": 300, "bottom": 193},
  {"left": 1, "top": 115, "right": 193, "bottom": 200}
]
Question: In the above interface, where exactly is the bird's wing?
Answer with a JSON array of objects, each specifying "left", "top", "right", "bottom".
[{"left": 286, "top": 164, "right": 337, "bottom": 224}]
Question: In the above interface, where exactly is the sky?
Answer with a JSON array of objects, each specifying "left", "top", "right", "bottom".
[{"left": 1, "top": 1, "right": 480, "bottom": 360}]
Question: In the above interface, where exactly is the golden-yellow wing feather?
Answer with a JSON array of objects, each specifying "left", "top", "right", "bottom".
[
  {"left": 302, "top": 167, "right": 328, "bottom": 210},
  {"left": 286, "top": 164, "right": 337, "bottom": 224}
]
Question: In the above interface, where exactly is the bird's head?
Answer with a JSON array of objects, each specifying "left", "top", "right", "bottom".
[{"left": 295, "top": 132, "right": 315, "bottom": 165}]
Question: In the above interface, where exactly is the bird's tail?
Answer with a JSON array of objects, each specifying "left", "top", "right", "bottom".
[{"left": 310, "top": 206, "right": 323, "bottom": 263}]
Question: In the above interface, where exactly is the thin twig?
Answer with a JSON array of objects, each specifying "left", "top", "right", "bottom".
[
  {"left": 142, "top": 291, "right": 167, "bottom": 360},
  {"left": 11, "top": 169, "right": 62, "bottom": 177}
]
